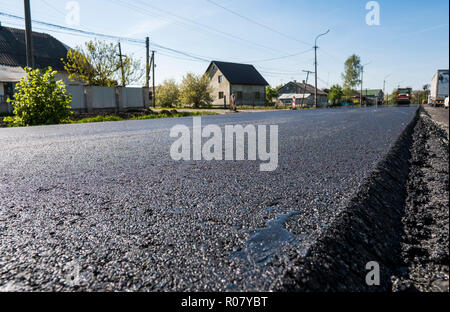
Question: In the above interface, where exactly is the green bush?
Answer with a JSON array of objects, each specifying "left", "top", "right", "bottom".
[
  {"left": 4, "top": 67, "right": 72, "bottom": 126},
  {"left": 156, "top": 79, "right": 180, "bottom": 107}
]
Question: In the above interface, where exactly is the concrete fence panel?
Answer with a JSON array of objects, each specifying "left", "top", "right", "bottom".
[
  {"left": 64, "top": 86, "right": 149, "bottom": 112},
  {"left": 66, "top": 85, "right": 85, "bottom": 111},
  {"left": 88, "top": 86, "right": 116, "bottom": 110},
  {"left": 121, "top": 87, "right": 144, "bottom": 109}
]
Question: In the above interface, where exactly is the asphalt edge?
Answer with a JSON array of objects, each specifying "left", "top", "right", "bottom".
[{"left": 277, "top": 106, "right": 420, "bottom": 292}]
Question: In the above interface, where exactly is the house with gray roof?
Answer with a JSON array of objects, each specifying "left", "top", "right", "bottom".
[
  {"left": 206, "top": 61, "right": 269, "bottom": 107},
  {"left": 277, "top": 80, "right": 328, "bottom": 107},
  {"left": 0, "top": 23, "right": 75, "bottom": 112}
]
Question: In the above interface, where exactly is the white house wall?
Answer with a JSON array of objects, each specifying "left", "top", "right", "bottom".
[
  {"left": 207, "top": 66, "right": 231, "bottom": 106},
  {"left": 230, "top": 84, "right": 266, "bottom": 106}
]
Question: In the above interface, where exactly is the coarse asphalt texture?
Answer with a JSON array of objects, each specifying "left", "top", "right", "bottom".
[{"left": 0, "top": 106, "right": 418, "bottom": 291}]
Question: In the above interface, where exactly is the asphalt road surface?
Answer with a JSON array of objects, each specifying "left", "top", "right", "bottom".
[{"left": 0, "top": 106, "right": 417, "bottom": 291}]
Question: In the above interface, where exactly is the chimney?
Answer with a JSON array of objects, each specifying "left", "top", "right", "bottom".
[{"left": 294, "top": 80, "right": 297, "bottom": 83}]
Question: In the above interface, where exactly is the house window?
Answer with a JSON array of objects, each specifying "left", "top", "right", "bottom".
[
  {"left": 254, "top": 92, "right": 260, "bottom": 100},
  {"left": 237, "top": 91, "right": 243, "bottom": 100},
  {"left": 218, "top": 75, "right": 224, "bottom": 83},
  {"left": 219, "top": 92, "right": 224, "bottom": 99}
]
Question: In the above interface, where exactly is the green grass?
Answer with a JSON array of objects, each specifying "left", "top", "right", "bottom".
[
  {"left": 71, "top": 111, "right": 218, "bottom": 124},
  {"left": 71, "top": 115, "right": 124, "bottom": 124},
  {"left": 131, "top": 111, "right": 217, "bottom": 120}
]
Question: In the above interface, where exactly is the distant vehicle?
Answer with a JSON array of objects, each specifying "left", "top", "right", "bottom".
[
  {"left": 396, "top": 88, "right": 412, "bottom": 105},
  {"left": 429, "top": 69, "right": 449, "bottom": 107}
]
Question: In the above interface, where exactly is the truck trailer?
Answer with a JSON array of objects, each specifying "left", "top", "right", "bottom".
[{"left": 429, "top": 69, "right": 449, "bottom": 106}]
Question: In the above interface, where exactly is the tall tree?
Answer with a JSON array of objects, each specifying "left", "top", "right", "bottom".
[
  {"left": 63, "top": 40, "right": 143, "bottom": 86},
  {"left": 179, "top": 73, "right": 213, "bottom": 108},
  {"left": 342, "top": 54, "right": 362, "bottom": 96}
]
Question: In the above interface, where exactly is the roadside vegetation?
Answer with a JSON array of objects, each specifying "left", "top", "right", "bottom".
[
  {"left": 157, "top": 73, "right": 214, "bottom": 108},
  {"left": 69, "top": 111, "right": 218, "bottom": 124},
  {"left": 63, "top": 39, "right": 143, "bottom": 86},
  {"left": 4, "top": 67, "right": 73, "bottom": 127}
]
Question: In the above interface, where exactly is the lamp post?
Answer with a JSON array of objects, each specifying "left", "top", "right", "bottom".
[{"left": 314, "top": 29, "right": 329, "bottom": 108}]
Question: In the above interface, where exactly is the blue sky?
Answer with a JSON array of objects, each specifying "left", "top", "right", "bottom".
[{"left": 1, "top": 0, "right": 448, "bottom": 92}]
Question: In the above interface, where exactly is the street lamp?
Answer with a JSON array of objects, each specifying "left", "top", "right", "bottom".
[{"left": 314, "top": 29, "right": 330, "bottom": 108}]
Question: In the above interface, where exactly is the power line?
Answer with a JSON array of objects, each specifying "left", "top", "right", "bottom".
[
  {"left": 0, "top": 11, "right": 214, "bottom": 63},
  {"left": 249, "top": 48, "right": 313, "bottom": 63},
  {"left": 111, "top": 0, "right": 285, "bottom": 54},
  {"left": 205, "top": 0, "right": 311, "bottom": 46},
  {"left": 38, "top": 0, "right": 96, "bottom": 32},
  {"left": 39, "top": 0, "right": 66, "bottom": 16},
  {"left": 0, "top": 11, "right": 144, "bottom": 44},
  {"left": 0, "top": 10, "right": 316, "bottom": 68}
]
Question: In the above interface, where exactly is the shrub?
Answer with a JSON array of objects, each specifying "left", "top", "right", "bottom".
[
  {"left": 4, "top": 67, "right": 72, "bottom": 126},
  {"left": 179, "top": 73, "right": 213, "bottom": 108},
  {"left": 156, "top": 79, "right": 180, "bottom": 107}
]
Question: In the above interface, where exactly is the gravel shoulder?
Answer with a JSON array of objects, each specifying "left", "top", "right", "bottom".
[
  {"left": 423, "top": 106, "right": 449, "bottom": 137},
  {"left": 392, "top": 107, "right": 449, "bottom": 292}
]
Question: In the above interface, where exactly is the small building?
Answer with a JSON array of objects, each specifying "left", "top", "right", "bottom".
[
  {"left": 362, "top": 89, "right": 384, "bottom": 105},
  {"left": 278, "top": 93, "right": 313, "bottom": 107},
  {"left": 277, "top": 80, "right": 328, "bottom": 106},
  {"left": 206, "top": 61, "right": 269, "bottom": 107},
  {"left": 0, "top": 24, "right": 75, "bottom": 113}
]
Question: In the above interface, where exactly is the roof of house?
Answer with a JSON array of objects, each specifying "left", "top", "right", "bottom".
[
  {"left": 0, "top": 64, "right": 26, "bottom": 82},
  {"left": 281, "top": 81, "right": 328, "bottom": 96},
  {"left": 208, "top": 61, "right": 269, "bottom": 86},
  {"left": 0, "top": 26, "right": 68, "bottom": 71}
]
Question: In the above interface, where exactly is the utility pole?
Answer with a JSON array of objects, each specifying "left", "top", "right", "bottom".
[
  {"left": 118, "top": 41, "right": 125, "bottom": 86},
  {"left": 145, "top": 37, "right": 150, "bottom": 88},
  {"left": 314, "top": 30, "right": 329, "bottom": 109},
  {"left": 360, "top": 67, "right": 364, "bottom": 106},
  {"left": 301, "top": 70, "right": 314, "bottom": 107},
  {"left": 383, "top": 74, "right": 390, "bottom": 105},
  {"left": 360, "top": 62, "right": 371, "bottom": 107},
  {"left": 151, "top": 51, "right": 156, "bottom": 108},
  {"left": 24, "top": 0, "right": 34, "bottom": 68}
]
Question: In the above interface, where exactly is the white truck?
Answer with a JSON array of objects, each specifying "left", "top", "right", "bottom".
[{"left": 429, "top": 69, "right": 449, "bottom": 107}]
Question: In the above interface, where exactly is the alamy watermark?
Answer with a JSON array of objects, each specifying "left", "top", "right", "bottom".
[
  {"left": 170, "top": 117, "right": 279, "bottom": 172},
  {"left": 66, "top": 1, "right": 80, "bottom": 26},
  {"left": 65, "top": 260, "right": 80, "bottom": 287},
  {"left": 366, "top": 261, "right": 380, "bottom": 286},
  {"left": 365, "top": 1, "right": 380, "bottom": 26}
]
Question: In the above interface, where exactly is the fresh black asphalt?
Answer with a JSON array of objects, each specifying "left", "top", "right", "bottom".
[{"left": 0, "top": 106, "right": 418, "bottom": 291}]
